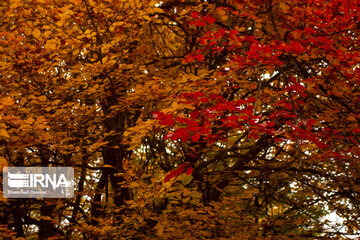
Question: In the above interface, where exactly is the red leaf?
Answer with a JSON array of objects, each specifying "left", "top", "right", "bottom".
[
  {"left": 164, "top": 165, "right": 186, "bottom": 183},
  {"left": 191, "top": 133, "right": 201, "bottom": 142},
  {"left": 207, "top": 16, "right": 216, "bottom": 24},
  {"left": 284, "top": 102, "right": 292, "bottom": 110},
  {"left": 243, "top": 108, "right": 252, "bottom": 116},
  {"left": 174, "top": 165, "right": 185, "bottom": 176},
  {"left": 199, "top": 97, "right": 209, "bottom": 103},
  {"left": 172, "top": 128, "right": 190, "bottom": 142},
  {"left": 191, "top": 11, "right": 199, "bottom": 19},
  {"left": 195, "top": 53, "right": 204, "bottom": 61},
  {"left": 185, "top": 167, "right": 194, "bottom": 175},
  {"left": 202, "top": 14, "right": 216, "bottom": 24},
  {"left": 159, "top": 117, "right": 175, "bottom": 126},
  {"left": 164, "top": 172, "right": 175, "bottom": 183},
  {"left": 189, "top": 20, "right": 207, "bottom": 27},
  {"left": 246, "top": 97, "right": 256, "bottom": 103},
  {"left": 289, "top": 41, "right": 305, "bottom": 54},
  {"left": 304, "top": 27, "right": 315, "bottom": 35},
  {"left": 266, "top": 121, "right": 276, "bottom": 127},
  {"left": 190, "top": 110, "right": 200, "bottom": 119},
  {"left": 184, "top": 53, "right": 195, "bottom": 62},
  {"left": 352, "top": 128, "right": 360, "bottom": 133},
  {"left": 240, "top": 115, "right": 249, "bottom": 121},
  {"left": 227, "top": 115, "right": 239, "bottom": 122},
  {"left": 176, "top": 117, "right": 187, "bottom": 124}
]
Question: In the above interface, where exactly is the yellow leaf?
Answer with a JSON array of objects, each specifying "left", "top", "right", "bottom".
[
  {"left": 33, "top": 28, "right": 41, "bottom": 39},
  {"left": 44, "top": 31, "right": 51, "bottom": 38},
  {"left": 73, "top": 49, "right": 80, "bottom": 56},
  {"left": 103, "top": 164, "right": 116, "bottom": 169},
  {"left": 102, "top": 56, "right": 108, "bottom": 63},
  {"left": 0, "top": 129, "right": 10, "bottom": 138},
  {"left": 0, "top": 193, "right": 7, "bottom": 203},
  {"left": 3, "top": 96, "right": 14, "bottom": 106},
  {"left": 279, "top": 3, "right": 290, "bottom": 12},
  {"left": 347, "top": 115, "right": 357, "bottom": 122},
  {"left": 24, "top": 117, "right": 35, "bottom": 124},
  {"left": 38, "top": 95, "right": 47, "bottom": 101},
  {"left": 0, "top": 156, "right": 7, "bottom": 166},
  {"left": 0, "top": 96, "right": 14, "bottom": 110},
  {"left": 143, "top": 15, "right": 151, "bottom": 21},
  {"left": 45, "top": 39, "right": 58, "bottom": 50},
  {"left": 165, "top": 86, "right": 172, "bottom": 92}
]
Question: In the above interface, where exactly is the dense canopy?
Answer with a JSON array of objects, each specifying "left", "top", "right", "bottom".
[{"left": 0, "top": 0, "right": 360, "bottom": 239}]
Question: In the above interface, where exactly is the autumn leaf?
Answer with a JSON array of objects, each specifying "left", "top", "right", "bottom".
[
  {"left": 0, "top": 129, "right": 10, "bottom": 138},
  {"left": 32, "top": 28, "right": 41, "bottom": 39},
  {"left": 0, "top": 0, "right": 359, "bottom": 239}
]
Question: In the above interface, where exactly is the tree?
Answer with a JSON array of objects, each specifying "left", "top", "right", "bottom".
[{"left": 0, "top": 0, "right": 359, "bottom": 239}]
